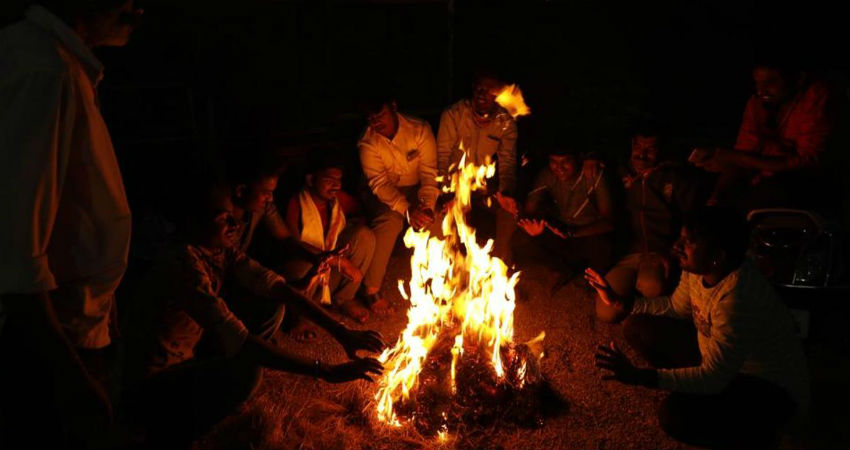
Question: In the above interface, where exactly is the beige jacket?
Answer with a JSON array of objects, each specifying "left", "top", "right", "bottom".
[
  {"left": 358, "top": 113, "right": 439, "bottom": 215},
  {"left": 0, "top": 6, "right": 131, "bottom": 349},
  {"left": 436, "top": 99, "right": 518, "bottom": 194}
]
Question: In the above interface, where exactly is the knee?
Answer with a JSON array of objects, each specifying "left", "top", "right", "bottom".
[
  {"left": 374, "top": 212, "right": 404, "bottom": 237},
  {"left": 351, "top": 226, "right": 376, "bottom": 251},
  {"left": 636, "top": 273, "right": 665, "bottom": 298}
]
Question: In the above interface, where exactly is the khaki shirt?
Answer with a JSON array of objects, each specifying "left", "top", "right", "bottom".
[
  {"left": 0, "top": 6, "right": 131, "bottom": 348},
  {"left": 358, "top": 113, "right": 439, "bottom": 215},
  {"left": 436, "top": 100, "right": 518, "bottom": 194}
]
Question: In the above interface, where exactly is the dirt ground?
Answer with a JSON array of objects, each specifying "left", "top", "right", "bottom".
[{"left": 191, "top": 246, "right": 850, "bottom": 450}]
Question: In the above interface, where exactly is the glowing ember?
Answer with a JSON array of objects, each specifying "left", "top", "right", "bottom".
[
  {"left": 374, "top": 152, "right": 546, "bottom": 433},
  {"left": 495, "top": 84, "right": 531, "bottom": 119}
]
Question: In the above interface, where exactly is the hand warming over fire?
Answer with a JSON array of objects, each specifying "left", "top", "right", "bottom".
[
  {"left": 320, "top": 357, "right": 384, "bottom": 383},
  {"left": 518, "top": 218, "right": 546, "bottom": 236},
  {"left": 337, "top": 327, "right": 386, "bottom": 360},
  {"left": 584, "top": 268, "right": 620, "bottom": 307},
  {"left": 595, "top": 342, "right": 657, "bottom": 387},
  {"left": 408, "top": 205, "right": 435, "bottom": 231}
]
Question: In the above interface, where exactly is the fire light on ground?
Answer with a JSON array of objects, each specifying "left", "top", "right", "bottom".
[{"left": 374, "top": 153, "right": 546, "bottom": 435}]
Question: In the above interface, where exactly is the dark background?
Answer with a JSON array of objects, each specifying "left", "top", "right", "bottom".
[{"left": 2, "top": 0, "right": 848, "bottom": 211}]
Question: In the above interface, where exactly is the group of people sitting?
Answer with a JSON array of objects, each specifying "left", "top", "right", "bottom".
[{"left": 1, "top": 1, "right": 841, "bottom": 448}]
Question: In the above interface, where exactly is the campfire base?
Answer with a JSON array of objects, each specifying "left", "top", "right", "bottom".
[{"left": 391, "top": 332, "right": 551, "bottom": 436}]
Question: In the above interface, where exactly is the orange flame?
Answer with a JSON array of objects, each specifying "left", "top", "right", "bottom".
[
  {"left": 495, "top": 84, "right": 531, "bottom": 119},
  {"left": 374, "top": 152, "right": 528, "bottom": 427}
]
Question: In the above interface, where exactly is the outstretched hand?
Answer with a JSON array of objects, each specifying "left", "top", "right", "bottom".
[
  {"left": 322, "top": 357, "right": 384, "bottom": 383},
  {"left": 595, "top": 341, "right": 654, "bottom": 386},
  {"left": 584, "top": 268, "right": 619, "bottom": 307},
  {"left": 518, "top": 218, "right": 546, "bottom": 236},
  {"left": 337, "top": 327, "right": 386, "bottom": 359}
]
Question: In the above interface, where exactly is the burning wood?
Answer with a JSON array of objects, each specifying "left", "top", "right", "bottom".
[{"left": 374, "top": 151, "right": 547, "bottom": 436}]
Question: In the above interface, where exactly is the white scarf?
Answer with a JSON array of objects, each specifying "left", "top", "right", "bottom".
[{"left": 298, "top": 190, "right": 346, "bottom": 304}]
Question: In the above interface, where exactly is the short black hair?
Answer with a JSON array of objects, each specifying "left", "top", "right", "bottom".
[
  {"left": 177, "top": 173, "right": 232, "bottom": 235},
  {"left": 357, "top": 89, "right": 396, "bottom": 117},
  {"left": 682, "top": 207, "right": 751, "bottom": 268},
  {"left": 630, "top": 118, "right": 664, "bottom": 141},
  {"left": 305, "top": 146, "right": 347, "bottom": 176},
  {"left": 225, "top": 150, "right": 285, "bottom": 187}
]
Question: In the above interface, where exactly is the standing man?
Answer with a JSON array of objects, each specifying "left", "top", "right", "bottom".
[
  {"left": 0, "top": 0, "right": 141, "bottom": 446},
  {"left": 358, "top": 95, "right": 440, "bottom": 311},
  {"left": 437, "top": 71, "right": 519, "bottom": 261}
]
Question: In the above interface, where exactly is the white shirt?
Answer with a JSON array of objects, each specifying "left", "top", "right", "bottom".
[
  {"left": 0, "top": 6, "right": 131, "bottom": 348},
  {"left": 633, "top": 260, "right": 810, "bottom": 408},
  {"left": 358, "top": 112, "right": 439, "bottom": 215}
]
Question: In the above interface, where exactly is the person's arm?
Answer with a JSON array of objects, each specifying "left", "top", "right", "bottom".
[
  {"left": 436, "top": 108, "right": 458, "bottom": 177},
  {"left": 269, "top": 281, "right": 384, "bottom": 358},
  {"left": 416, "top": 122, "right": 440, "bottom": 211},
  {"left": 523, "top": 169, "right": 551, "bottom": 216},
  {"left": 733, "top": 96, "right": 762, "bottom": 154},
  {"left": 239, "top": 335, "right": 383, "bottom": 383},
  {"left": 657, "top": 290, "right": 748, "bottom": 394},
  {"left": 496, "top": 117, "right": 519, "bottom": 195},
  {"left": 631, "top": 272, "right": 693, "bottom": 318},
  {"left": 571, "top": 173, "right": 614, "bottom": 237},
  {"left": 265, "top": 201, "right": 322, "bottom": 264},
  {"left": 359, "top": 140, "right": 409, "bottom": 215}
]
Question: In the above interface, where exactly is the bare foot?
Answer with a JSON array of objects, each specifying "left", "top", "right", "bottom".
[
  {"left": 364, "top": 292, "right": 392, "bottom": 315},
  {"left": 338, "top": 300, "right": 369, "bottom": 324},
  {"left": 289, "top": 319, "right": 318, "bottom": 342}
]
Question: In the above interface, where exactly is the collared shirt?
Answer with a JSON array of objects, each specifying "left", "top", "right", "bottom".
[
  {"left": 0, "top": 6, "right": 131, "bottom": 348},
  {"left": 437, "top": 99, "right": 518, "bottom": 194},
  {"left": 359, "top": 112, "right": 439, "bottom": 215},
  {"left": 131, "top": 244, "right": 285, "bottom": 376},
  {"left": 735, "top": 80, "right": 837, "bottom": 174},
  {"left": 526, "top": 168, "right": 612, "bottom": 228},
  {"left": 632, "top": 260, "right": 810, "bottom": 408}
]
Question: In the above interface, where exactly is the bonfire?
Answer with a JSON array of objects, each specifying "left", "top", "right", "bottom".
[{"left": 373, "top": 86, "right": 546, "bottom": 436}]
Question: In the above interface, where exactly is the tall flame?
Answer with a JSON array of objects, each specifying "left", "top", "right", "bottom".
[
  {"left": 495, "top": 84, "right": 531, "bottom": 119},
  {"left": 374, "top": 153, "right": 522, "bottom": 426}
]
